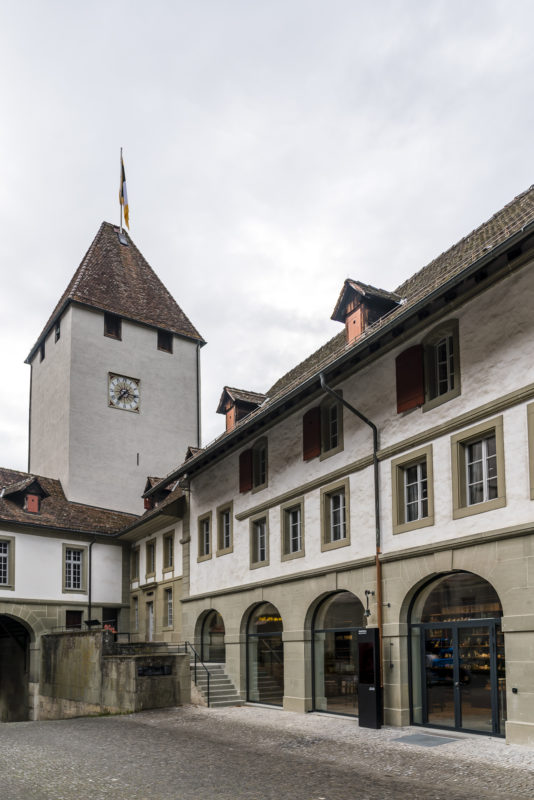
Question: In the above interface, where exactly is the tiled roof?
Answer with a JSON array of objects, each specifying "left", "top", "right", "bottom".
[
  {"left": 27, "top": 222, "right": 204, "bottom": 361},
  {"left": 0, "top": 468, "right": 137, "bottom": 534},
  {"left": 164, "top": 183, "right": 534, "bottom": 482}
]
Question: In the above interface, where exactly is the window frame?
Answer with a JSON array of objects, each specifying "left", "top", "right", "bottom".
[
  {"left": 451, "top": 416, "right": 506, "bottom": 519},
  {"left": 0, "top": 536, "right": 15, "bottom": 590},
  {"left": 320, "top": 393, "right": 344, "bottom": 460},
  {"left": 145, "top": 539, "right": 156, "bottom": 579},
  {"left": 62, "top": 544, "right": 88, "bottom": 594},
  {"left": 216, "top": 501, "right": 233, "bottom": 556},
  {"left": 252, "top": 437, "right": 268, "bottom": 492},
  {"left": 391, "top": 445, "right": 435, "bottom": 534},
  {"left": 162, "top": 533, "right": 174, "bottom": 572},
  {"left": 280, "top": 497, "right": 305, "bottom": 561},
  {"left": 423, "top": 319, "right": 461, "bottom": 412},
  {"left": 197, "top": 512, "right": 212, "bottom": 562},
  {"left": 320, "top": 478, "right": 350, "bottom": 552},
  {"left": 131, "top": 547, "right": 140, "bottom": 582},
  {"left": 250, "top": 513, "right": 269, "bottom": 569},
  {"left": 163, "top": 586, "right": 174, "bottom": 628}
]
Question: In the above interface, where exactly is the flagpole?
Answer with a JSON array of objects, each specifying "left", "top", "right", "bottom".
[{"left": 119, "top": 147, "right": 123, "bottom": 234}]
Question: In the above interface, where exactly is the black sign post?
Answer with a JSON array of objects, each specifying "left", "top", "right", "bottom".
[{"left": 357, "top": 627, "right": 382, "bottom": 729}]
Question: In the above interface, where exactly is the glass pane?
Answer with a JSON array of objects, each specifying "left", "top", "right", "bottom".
[
  {"left": 247, "top": 634, "right": 284, "bottom": 705},
  {"left": 425, "top": 626, "right": 455, "bottom": 728},
  {"left": 315, "top": 592, "right": 365, "bottom": 630},
  {"left": 419, "top": 574, "right": 502, "bottom": 623},
  {"left": 203, "top": 611, "right": 225, "bottom": 662},
  {"left": 411, "top": 627, "right": 423, "bottom": 724},
  {"left": 497, "top": 627, "right": 507, "bottom": 736},
  {"left": 249, "top": 603, "right": 283, "bottom": 635},
  {"left": 468, "top": 441, "right": 482, "bottom": 462},
  {"left": 314, "top": 630, "right": 358, "bottom": 715},
  {"left": 458, "top": 626, "right": 492, "bottom": 733}
]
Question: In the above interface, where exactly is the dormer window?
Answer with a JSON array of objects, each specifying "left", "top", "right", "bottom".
[
  {"left": 216, "top": 387, "right": 267, "bottom": 432},
  {"left": 25, "top": 493, "right": 40, "bottom": 514},
  {"left": 331, "top": 280, "right": 401, "bottom": 345},
  {"left": 157, "top": 329, "right": 173, "bottom": 353},
  {"left": 104, "top": 312, "right": 122, "bottom": 340}
]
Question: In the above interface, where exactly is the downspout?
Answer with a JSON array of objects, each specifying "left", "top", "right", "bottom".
[
  {"left": 319, "top": 374, "right": 383, "bottom": 688},
  {"left": 87, "top": 538, "right": 96, "bottom": 625}
]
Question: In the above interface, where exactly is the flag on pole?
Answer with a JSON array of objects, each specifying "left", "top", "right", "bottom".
[{"left": 119, "top": 150, "right": 129, "bottom": 229}]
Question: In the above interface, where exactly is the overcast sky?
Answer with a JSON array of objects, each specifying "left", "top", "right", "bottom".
[{"left": 2, "top": 0, "right": 534, "bottom": 471}]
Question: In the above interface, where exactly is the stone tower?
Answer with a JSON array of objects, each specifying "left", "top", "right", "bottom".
[{"left": 26, "top": 222, "right": 204, "bottom": 514}]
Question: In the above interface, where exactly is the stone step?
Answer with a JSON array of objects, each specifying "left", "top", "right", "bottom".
[{"left": 210, "top": 699, "right": 245, "bottom": 708}]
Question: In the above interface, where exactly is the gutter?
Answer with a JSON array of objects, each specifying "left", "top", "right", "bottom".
[{"left": 148, "top": 221, "right": 534, "bottom": 494}]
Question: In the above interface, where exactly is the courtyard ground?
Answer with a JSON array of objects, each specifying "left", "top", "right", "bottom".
[{"left": 1, "top": 704, "right": 533, "bottom": 799}]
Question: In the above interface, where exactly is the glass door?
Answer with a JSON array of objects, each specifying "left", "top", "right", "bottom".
[{"left": 420, "top": 621, "right": 503, "bottom": 735}]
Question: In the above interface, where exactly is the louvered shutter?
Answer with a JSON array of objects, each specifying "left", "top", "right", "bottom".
[
  {"left": 395, "top": 345, "right": 424, "bottom": 413},
  {"left": 239, "top": 449, "right": 253, "bottom": 492},
  {"left": 302, "top": 406, "right": 321, "bottom": 460}
]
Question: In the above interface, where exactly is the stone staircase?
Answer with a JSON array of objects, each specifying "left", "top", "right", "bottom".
[{"left": 191, "top": 662, "right": 244, "bottom": 708}]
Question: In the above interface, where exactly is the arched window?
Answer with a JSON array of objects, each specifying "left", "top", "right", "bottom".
[{"left": 247, "top": 603, "right": 283, "bottom": 705}]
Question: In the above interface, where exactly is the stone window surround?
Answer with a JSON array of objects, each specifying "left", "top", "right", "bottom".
[
  {"left": 163, "top": 586, "right": 173, "bottom": 629},
  {"left": 145, "top": 539, "right": 156, "bottom": 580},
  {"left": 216, "top": 501, "right": 234, "bottom": 557},
  {"left": 162, "top": 532, "right": 174, "bottom": 572},
  {"left": 131, "top": 546, "right": 140, "bottom": 582},
  {"left": 391, "top": 444, "right": 435, "bottom": 535},
  {"left": 62, "top": 543, "right": 88, "bottom": 594},
  {"left": 280, "top": 496, "right": 305, "bottom": 561},
  {"left": 197, "top": 511, "right": 213, "bottom": 562},
  {"left": 451, "top": 415, "right": 506, "bottom": 519},
  {"left": 320, "top": 478, "right": 350, "bottom": 552},
  {"left": 250, "top": 512, "right": 270, "bottom": 569}
]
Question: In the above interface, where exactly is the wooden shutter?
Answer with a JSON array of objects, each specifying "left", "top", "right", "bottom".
[
  {"left": 239, "top": 448, "right": 253, "bottom": 493},
  {"left": 395, "top": 345, "right": 424, "bottom": 413},
  {"left": 302, "top": 406, "right": 321, "bottom": 460}
]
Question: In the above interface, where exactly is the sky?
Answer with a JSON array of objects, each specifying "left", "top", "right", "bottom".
[{"left": 1, "top": 0, "right": 534, "bottom": 471}]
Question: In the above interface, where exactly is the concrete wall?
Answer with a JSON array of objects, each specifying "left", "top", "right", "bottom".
[{"left": 39, "top": 631, "right": 190, "bottom": 719}]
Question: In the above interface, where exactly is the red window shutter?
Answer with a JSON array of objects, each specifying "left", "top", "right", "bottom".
[
  {"left": 395, "top": 345, "right": 424, "bottom": 413},
  {"left": 303, "top": 406, "right": 321, "bottom": 461},
  {"left": 239, "top": 449, "right": 253, "bottom": 493}
]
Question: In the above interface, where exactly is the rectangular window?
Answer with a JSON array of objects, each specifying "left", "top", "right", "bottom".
[
  {"left": 0, "top": 541, "right": 9, "bottom": 586},
  {"left": 391, "top": 445, "right": 434, "bottom": 534},
  {"left": 163, "top": 534, "right": 174, "bottom": 570},
  {"left": 104, "top": 312, "right": 122, "bottom": 340},
  {"left": 157, "top": 329, "right": 173, "bottom": 353},
  {"left": 404, "top": 461, "right": 428, "bottom": 522},
  {"left": 250, "top": 515, "right": 269, "bottom": 568},
  {"left": 321, "top": 394, "right": 344, "bottom": 457},
  {"left": 131, "top": 548, "right": 140, "bottom": 581},
  {"left": 321, "top": 480, "right": 350, "bottom": 552},
  {"left": 217, "top": 503, "right": 233, "bottom": 555},
  {"left": 423, "top": 319, "right": 461, "bottom": 412},
  {"left": 197, "top": 513, "right": 212, "bottom": 561},
  {"left": 65, "top": 548, "right": 82, "bottom": 590},
  {"left": 164, "top": 588, "right": 173, "bottom": 627},
  {"left": 435, "top": 335, "right": 455, "bottom": 396},
  {"left": 252, "top": 439, "right": 268, "bottom": 490},
  {"left": 281, "top": 499, "right": 305, "bottom": 561},
  {"left": 146, "top": 541, "right": 156, "bottom": 577},
  {"left": 451, "top": 417, "right": 505, "bottom": 519}
]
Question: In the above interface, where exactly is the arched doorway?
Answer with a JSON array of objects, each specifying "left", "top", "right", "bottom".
[
  {"left": 247, "top": 603, "right": 283, "bottom": 706},
  {"left": 201, "top": 610, "right": 226, "bottom": 662},
  {"left": 409, "top": 572, "right": 506, "bottom": 736},
  {"left": 0, "top": 615, "right": 30, "bottom": 721},
  {"left": 312, "top": 591, "right": 365, "bottom": 716}
]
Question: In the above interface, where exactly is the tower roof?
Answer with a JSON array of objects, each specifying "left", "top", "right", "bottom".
[{"left": 26, "top": 222, "right": 204, "bottom": 362}]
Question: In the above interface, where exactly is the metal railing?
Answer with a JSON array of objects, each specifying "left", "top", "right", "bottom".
[{"left": 180, "top": 641, "right": 211, "bottom": 707}]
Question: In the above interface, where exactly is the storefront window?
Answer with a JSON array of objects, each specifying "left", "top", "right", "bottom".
[
  {"left": 247, "top": 603, "right": 283, "bottom": 706},
  {"left": 312, "top": 592, "right": 365, "bottom": 716},
  {"left": 410, "top": 572, "right": 506, "bottom": 736}
]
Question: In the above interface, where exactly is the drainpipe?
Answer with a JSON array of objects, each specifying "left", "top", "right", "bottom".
[
  {"left": 87, "top": 538, "right": 96, "bottom": 626},
  {"left": 196, "top": 343, "right": 202, "bottom": 448},
  {"left": 319, "top": 374, "right": 383, "bottom": 687}
]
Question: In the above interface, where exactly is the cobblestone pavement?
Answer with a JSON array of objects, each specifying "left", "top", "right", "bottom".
[{"left": 1, "top": 704, "right": 534, "bottom": 800}]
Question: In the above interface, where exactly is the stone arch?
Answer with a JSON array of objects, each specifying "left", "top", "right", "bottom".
[
  {"left": 0, "top": 613, "right": 35, "bottom": 722},
  {"left": 194, "top": 608, "right": 226, "bottom": 663}
]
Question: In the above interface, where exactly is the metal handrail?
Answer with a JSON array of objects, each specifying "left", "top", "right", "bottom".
[{"left": 182, "top": 641, "right": 210, "bottom": 707}]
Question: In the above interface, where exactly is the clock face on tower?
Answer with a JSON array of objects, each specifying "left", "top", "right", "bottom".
[{"left": 108, "top": 373, "right": 140, "bottom": 412}]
